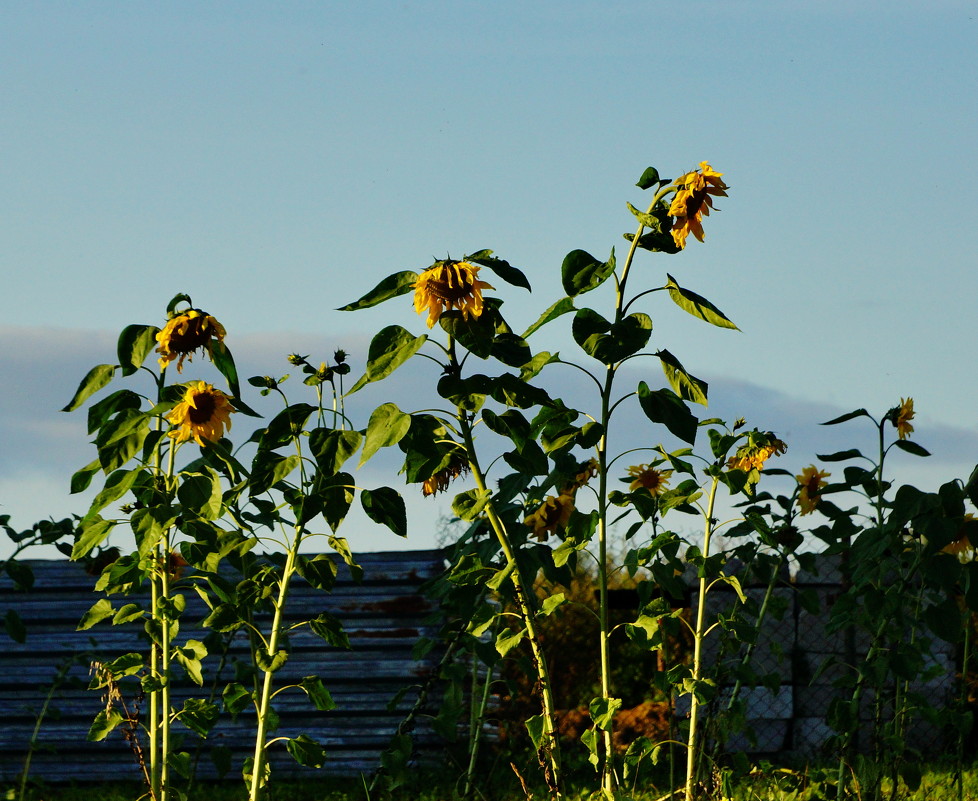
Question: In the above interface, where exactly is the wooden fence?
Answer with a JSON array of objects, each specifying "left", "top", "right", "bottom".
[{"left": 0, "top": 550, "right": 448, "bottom": 784}]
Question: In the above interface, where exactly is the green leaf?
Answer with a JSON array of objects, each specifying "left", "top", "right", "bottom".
[
  {"left": 223, "top": 682, "right": 253, "bottom": 715},
  {"left": 249, "top": 453, "right": 301, "bottom": 496},
  {"left": 318, "top": 472, "right": 355, "bottom": 532},
  {"left": 295, "top": 554, "right": 338, "bottom": 592},
  {"left": 525, "top": 714, "right": 546, "bottom": 751},
  {"left": 112, "top": 603, "right": 145, "bottom": 625},
  {"left": 589, "top": 696, "right": 623, "bottom": 730},
  {"left": 87, "top": 709, "right": 124, "bottom": 742},
  {"left": 178, "top": 468, "right": 223, "bottom": 520},
  {"left": 63, "top": 364, "right": 117, "bottom": 412},
  {"left": 87, "top": 389, "right": 142, "bottom": 435},
  {"left": 287, "top": 734, "right": 327, "bottom": 768},
  {"left": 117, "top": 324, "right": 161, "bottom": 376},
  {"left": 561, "top": 248, "right": 616, "bottom": 297},
  {"left": 573, "top": 308, "right": 653, "bottom": 364},
  {"left": 637, "top": 383, "right": 698, "bottom": 445},
  {"left": 665, "top": 275, "right": 739, "bottom": 330},
  {"left": 309, "top": 612, "right": 351, "bottom": 649},
  {"left": 338, "top": 271, "right": 419, "bottom": 311},
  {"left": 4, "top": 609, "right": 26, "bottom": 643},
  {"left": 635, "top": 167, "right": 662, "bottom": 189},
  {"left": 466, "top": 250, "right": 531, "bottom": 291},
  {"left": 495, "top": 627, "right": 526, "bottom": 657},
  {"left": 211, "top": 342, "right": 252, "bottom": 411},
  {"left": 169, "top": 751, "right": 193, "bottom": 779},
  {"left": 491, "top": 333, "right": 532, "bottom": 368},
  {"left": 658, "top": 349, "right": 708, "bottom": 406},
  {"left": 84, "top": 467, "right": 143, "bottom": 522},
  {"left": 539, "top": 593, "right": 566, "bottom": 617},
  {"left": 816, "top": 449, "right": 864, "bottom": 462},
  {"left": 328, "top": 535, "right": 363, "bottom": 582},
  {"left": 491, "top": 373, "right": 553, "bottom": 409},
  {"left": 821, "top": 409, "right": 871, "bottom": 425},
  {"left": 175, "top": 639, "right": 208, "bottom": 685},
  {"left": 179, "top": 698, "right": 219, "bottom": 738},
  {"left": 70, "top": 458, "right": 102, "bottom": 494},
  {"left": 71, "top": 517, "right": 117, "bottom": 560},
  {"left": 258, "top": 403, "right": 317, "bottom": 451},
  {"left": 452, "top": 488, "right": 491, "bottom": 522},
  {"left": 78, "top": 598, "right": 115, "bottom": 631},
  {"left": 893, "top": 439, "right": 930, "bottom": 457},
  {"left": 131, "top": 506, "right": 179, "bottom": 557},
  {"left": 522, "top": 296, "right": 576, "bottom": 339},
  {"left": 626, "top": 201, "right": 661, "bottom": 228},
  {"left": 716, "top": 573, "right": 747, "bottom": 603},
  {"left": 309, "top": 428, "right": 362, "bottom": 475},
  {"left": 95, "top": 409, "right": 149, "bottom": 472},
  {"left": 256, "top": 648, "right": 289, "bottom": 674},
  {"left": 202, "top": 603, "right": 242, "bottom": 632},
  {"left": 348, "top": 325, "right": 427, "bottom": 393},
  {"left": 300, "top": 676, "right": 337, "bottom": 711},
  {"left": 361, "top": 487, "right": 407, "bottom": 537},
  {"left": 360, "top": 403, "right": 412, "bottom": 467}
]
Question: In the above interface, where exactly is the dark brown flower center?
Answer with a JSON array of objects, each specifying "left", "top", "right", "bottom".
[
  {"left": 169, "top": 317, "right": 212, "bottom": 353},
  {"left": 188, "top": 392, "right": 217, "bottom": 424},
  {"left": 427, "top": 266, "right": 475, "bottom": 303}
]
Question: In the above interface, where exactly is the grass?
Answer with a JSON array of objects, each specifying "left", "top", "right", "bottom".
[{"left": 5, "top": 763, "right": 978, "bottom": 801}]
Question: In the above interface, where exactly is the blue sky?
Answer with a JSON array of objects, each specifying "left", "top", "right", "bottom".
[{"left": 2, "top": 1, "right": 977, "bottom": 555}]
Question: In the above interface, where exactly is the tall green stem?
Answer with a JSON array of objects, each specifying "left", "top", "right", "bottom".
[
  {"left": 685, "top": 475, "right": 720, "bottom": 801},
  {"left": 249, "top": 544, "right": 298, "bottom": 801},
  {"left": 458, "top": 407, "right": 562, "bottom": 797}
]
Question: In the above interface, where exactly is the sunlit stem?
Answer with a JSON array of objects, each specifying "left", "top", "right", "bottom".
[
  {"left": 249, "top": 542, "right": 298, "bottom": 801},
  {"left": 457, "top": 399, "right": 562, "bottom": 798},
  {"left": 685, "top": 475, "right": 720, "bottom": 801},
  {"left": 148, "top": 370, "right": 166, "bottom": 800},
  {"left": 250, "top": 415, "right": 309, "bottom": 801},
  {"left": 158, "top": 439, "right": 178, "bottom": 801}
]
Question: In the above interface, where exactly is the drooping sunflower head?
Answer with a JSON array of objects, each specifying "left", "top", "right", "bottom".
[
  {"left": 625, "top": 464, "right": 674, "bottom": 496},
  {"left": 668, "top": 161, "right": 729, "bottom": 250},
  {"left": 944, "top": 514, "right": 978, "bottom": 561},
  {"left": 889, "top": 397, "right": 915, "bottom": 440},
  {"left": 796, "top": 465, "right": 830, "bottom": 516},
  {"left": 421, "top": 453, "right": 470, "bottom": 497},
  {"left": 156, "top": 309, "right": 226, "bottom": 372},
  {"left": 562, "top": 458, "right": 600, "bottom": 495},
  {"left": 727, "top": 431, "right": 787, "bottom": 473},
  {"left": 166, "top": 381, "right": 234, "bottom": 446},
  {"left": 412, "top": 260, "right": 495, "bottom": 328},
  {"left": 524, "top": 494, "right": 574, "bottom": 541}
]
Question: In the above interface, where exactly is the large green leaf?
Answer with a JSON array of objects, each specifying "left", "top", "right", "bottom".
[
  {"left": 212, "top": 342, "right": 258, "bottom": 415},
  {"left": 658, "top": 349, "right": 709, "bottom": 406},
  {"left": 309, "top": 427, "right": 362, "bottom": 475},
  {"left": 637, "top": 383, "right": 698, "bottom": 445},
  {"left": 573, "top": 309, "right": 652, "bottom": 364},
  {"left": 360, "top": 403, "right": 411, "bottom": 467},
  {"left": 665, "top": 274, "right": 739, "bottom": 330},
  {"left": 348, "top": 325, "right": 427, "bottom": 394},
  {"left": 287, "top": 734, "right": 327, "bottom": 768},
  {"left": 522, "top": 297, "right": 576, "bottom": 338},
  {"left": 87, "top": 389, "right": 142, "bottom": 435},
  {"left": 117, "top": 324, "right": 161, "bottom": 376},
  {"left": 361, "top": 487, "right": 407, "bottom": 537},
  {"left": 84, "top": 467, "right": 143, "bottom": 522},
  {"left": 561, "top": 249, "right": 616, "bottom": 297},
  {"left": 178, "top": 468, "right": 223, "bottom": 520},
  {"left": 131, "top": 505, "right": 179, "bottom": 557},
  {"left": 71, "top": 517, "right": 117, "bottom": 560},
  {"left": 63, "top": 364, "right": 117, "bottom": 412},
  {"left": 337, "top": 271, "right": 419, "bottom": 311},
  {"left": 466, "top": 250, "right": 531, "bottom": 291},
  {"left": 300, "top": 676, "right": 337, "bottom": 712},
  {"left": 317, "top": 471, "right": 355, "bottom": 532},
  {"left": 95, "top": 409, "right": 150, "bottom": 472}
]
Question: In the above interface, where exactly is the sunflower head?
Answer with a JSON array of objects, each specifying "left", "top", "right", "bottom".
[
  {"left": 524, "top": 494, "right": 574, "bottom": 541},
  {"left": 421, "top": 454, "right": 470, "bottom": 497},
  {"left": 727, "top": 431, "right": 787, "bottom": 473},
  {"left": 669, "top": 161, "right": 729, "bottom": 249},
  {"left": 156, "top": 309, "right": 226, "bottom": 372},
  {"left": 166, "top": 381, "right": 234, "bottom": 446},
  {"left": 562, "top": 458, "right": 600, "bottom": 495},
  {"left": 889, "top": 397, "right": 915, "bottom": 440},
  {"left": 625, "top": 464, "right": 674, "bottom": 496},
  {"left": 796, "top": 465, "right": 830, "bottom": 516},
  {"left": 412, "top": 260, "right": 495, "bottom": 328},
  {"left": 943, "top": 514, "right": 978, "bottom": 561}
]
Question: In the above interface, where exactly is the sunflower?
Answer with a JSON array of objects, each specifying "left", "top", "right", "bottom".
[
  {"left": 564, "top": 458, "right": 599, "bottom": 494},
  {"left": 796, "top": 465, "right": 830, "bottom": 516},
  {"left": 156, "top": 309, "right": 226, "bottom": 372},
  {"left": 894, "top": 397, "right": 915, "bottom": 440},
  {"left": 944, "top": 514, "right": 978, "bottom": 560},
  {"left": 524, "top": 494, "right": 574, "bottom": 541},
  {"left": 626, "top": 464, "right": 674, "bottom": 496},
  {"left": 413, "top": 260, "right": 495, "bottom": 328},
  {"left": 421, "top": 454, "right": 470, "bottom": 497},
  {"left": 167, "top": 381, "right": 234, "bottom": 446},
  {"left": 727, "top": 432, "right": 787, "bottom": 472},
  {"left": 669, "top": 162, "right": 729, "bottom": 249}
]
